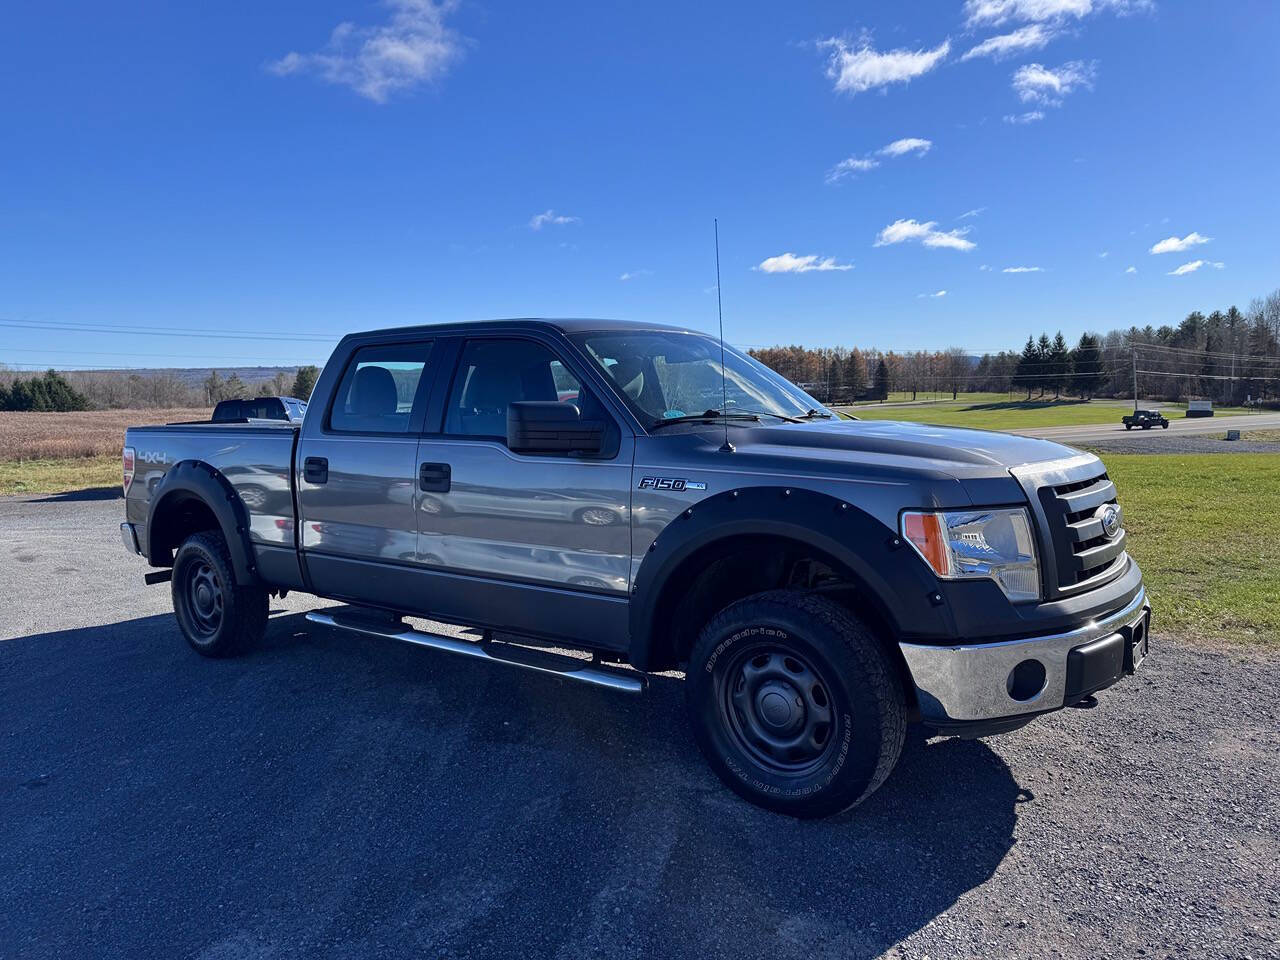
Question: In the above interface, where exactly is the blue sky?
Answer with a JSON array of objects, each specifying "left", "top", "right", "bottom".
[{"left": 3, "top": 0, "right": 1278, "bottom": 370}]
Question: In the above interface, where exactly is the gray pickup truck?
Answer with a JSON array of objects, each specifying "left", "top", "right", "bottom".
[{"left": 122, "top": 318, "right": 1150, "bottom": 817}]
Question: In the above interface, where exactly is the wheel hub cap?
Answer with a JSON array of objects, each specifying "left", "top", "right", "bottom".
[{"left": 721, "top": 647, "right": 837, "bottom": 775}]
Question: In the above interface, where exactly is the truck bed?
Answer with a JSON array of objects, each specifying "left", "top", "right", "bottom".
[{"left": 124, "top": 421, "right": 300, "bottom": 555}]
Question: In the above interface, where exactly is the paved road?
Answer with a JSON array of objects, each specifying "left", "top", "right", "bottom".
[
  {"left": 1016, "top": 411, "right": 1280, "bottom": 444},
  {"left": 3, "top": 495, "right": 1279, "bottom": 959}
]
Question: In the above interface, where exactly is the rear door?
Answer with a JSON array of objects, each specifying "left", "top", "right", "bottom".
[{"left": 296, "top": 340, "right": 440, "bottom": 600}]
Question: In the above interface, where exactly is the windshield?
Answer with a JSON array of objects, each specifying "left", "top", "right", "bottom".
[{"left": 570, "top": 330, "right": 828, "bottom": 425}]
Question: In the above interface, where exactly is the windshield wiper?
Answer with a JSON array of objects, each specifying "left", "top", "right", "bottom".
[
  {"left": 649, "top": 410, "right": 760, "bottom": 431},
  {"left": 799, "top": 409, "right": 833, "bottom": 420}
]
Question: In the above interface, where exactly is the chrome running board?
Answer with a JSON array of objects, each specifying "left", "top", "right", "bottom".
[{"left": 305, "top": 610, "right": 645, "bottom": 694}]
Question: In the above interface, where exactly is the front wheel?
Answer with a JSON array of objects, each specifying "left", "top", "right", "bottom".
[
  {"left": 685, "top": 591, "right": 906, "bottom": 818},
  {"left": 1162, "top": 422, "right": 1169, "bottom": 429},
  {"left": 172, "top": 531, "right": 268, "bottom": 658}
]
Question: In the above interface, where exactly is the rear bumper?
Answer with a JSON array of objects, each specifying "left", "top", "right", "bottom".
[
  {"left": 899, "top": 585, "right": 1150, "bottom": 733},
  {"left": 120, "top": 522, "right": 142, "bottom": 556}
]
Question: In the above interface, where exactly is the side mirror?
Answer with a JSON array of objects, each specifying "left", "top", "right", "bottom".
[{"left": 507, "top": 401, "right": 605, "bottom": 455}]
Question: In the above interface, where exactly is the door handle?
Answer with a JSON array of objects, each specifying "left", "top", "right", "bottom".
[
  {"left": 304, "top": 457, "right": 328, "bottom": 484},
  {"left": 419, "top": 462, "right": 451, "bottom": 492}
]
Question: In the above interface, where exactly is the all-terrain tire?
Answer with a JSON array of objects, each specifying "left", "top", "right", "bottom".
[
  {"left": 171, "top": 531, "right": 268, "bottom": 658},
  {"left": 685, "top": 590, "right": 906, "bottom": 818}
]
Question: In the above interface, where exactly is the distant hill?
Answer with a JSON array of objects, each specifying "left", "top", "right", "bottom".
[{"left": 63, "top": 366, "right": 304, "bottom": 389}]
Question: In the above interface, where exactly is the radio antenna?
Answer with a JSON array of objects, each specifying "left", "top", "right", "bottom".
[{"left": 714, "top": 218, "right": 734, "bottom": 454}]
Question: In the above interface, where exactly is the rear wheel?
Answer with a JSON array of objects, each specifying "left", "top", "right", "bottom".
[
  {"left": 685, "top": 590, "right": 906, "bottom": 818},
  {"left": 171, "top": 531, "right": 268, "bottom": 658}
]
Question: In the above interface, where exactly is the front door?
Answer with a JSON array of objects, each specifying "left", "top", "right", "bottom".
[{"left": 413, "top": 335, "right": 635, "bottom": 645}]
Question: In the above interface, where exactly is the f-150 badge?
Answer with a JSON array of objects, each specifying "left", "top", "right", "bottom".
[{"left": 638, "top": 477, "right": 706, "bottom": 491}]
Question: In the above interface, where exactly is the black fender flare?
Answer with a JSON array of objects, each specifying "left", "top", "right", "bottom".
[
  {"left": 146, "top": 460, "right": 258, "bottom": 584},
  {"left": 627, "top": 486, "right": 958, "bottom": 670}
]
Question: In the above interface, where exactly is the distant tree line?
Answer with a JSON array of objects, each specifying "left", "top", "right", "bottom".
[
  {"left": 748, "top": 287, "right": 1280, "bottom": 406},
  {"left": 0, "top": 364, "right": 322, "bottom": 411}
]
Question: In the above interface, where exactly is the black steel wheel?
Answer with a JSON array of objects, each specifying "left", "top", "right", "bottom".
[
  {"left": 171, "top": 531, "right": 268, "bottom": 658},
  {"left": 182, "top": 557, "right": 225, "bottom": 640},
  {"left": 686, "top": 590, "right": 906, "bottom": 818},
  {"left": 719, "top": 646, "right": 838, "bottom": 776}
]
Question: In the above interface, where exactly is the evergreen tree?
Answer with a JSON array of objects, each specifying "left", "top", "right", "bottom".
[
  {"left": 1072, "top": 333, "right": 1103, "bottom": 399},
  {"left": 203, "top": 370, "right": 224, "bottom": 404},
  {"left": 843, "top": 351, "right": 867, "bottom": 400},
  {"left": 873, "top": 359, "right": 890, "bottom": 402},
  {"left": 223, "top": 373, "right": 248, "bottom": 400},
  {"left": 291, "top": 365, "right": 320, "bottom": 399},
  {"left": 1015, "top": 336, "right": 1038, "bottom": 400},
  {"left": 1036, "top": 334, "right": 1053, "bottom": 397},
  {"left": 1049, "top": 332, "right": 1070, "bottom": 399}
]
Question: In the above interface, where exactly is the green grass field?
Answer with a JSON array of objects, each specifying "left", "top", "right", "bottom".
[
  {"left": 842, "top": 398, "right": 1136, "bottom": 430},
  {"left": 840, "top": 397, "right": 1258, "bottom": 431},
  {"left": 1096, "top": 453, "right": 1280, "bottom": 645},
  {"left": 0, "top": 456, "right": 119, "bottom": 496}
]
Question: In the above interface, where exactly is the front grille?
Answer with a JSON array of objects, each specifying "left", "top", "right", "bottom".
[{"left": 1038, "top": 468, "right": 1127, "bottom": 592}]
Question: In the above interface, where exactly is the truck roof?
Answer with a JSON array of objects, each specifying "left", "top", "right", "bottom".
[{"left": 345, "top": 317, "right": 705, "bottom": 341}]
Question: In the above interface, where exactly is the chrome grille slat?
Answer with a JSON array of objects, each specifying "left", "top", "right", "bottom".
[{"left": 1035, "top": 465, "right": 1126, "bottom": 593}]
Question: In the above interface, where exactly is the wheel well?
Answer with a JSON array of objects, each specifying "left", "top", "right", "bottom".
[
  {"left": 644, "top": 534, "right": 915, "bottom": 707},
  {"left": 149, "top": 494, "right": 220, "bottom": 566}
]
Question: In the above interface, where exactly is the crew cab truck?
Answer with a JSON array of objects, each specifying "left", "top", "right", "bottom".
[{"left": 121, "top": 319, "right": 1150, "bottom": 818}]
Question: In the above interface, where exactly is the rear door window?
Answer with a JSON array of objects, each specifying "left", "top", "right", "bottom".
[{"left": 328, "top": 342, "right": 434, "bottom": 434}]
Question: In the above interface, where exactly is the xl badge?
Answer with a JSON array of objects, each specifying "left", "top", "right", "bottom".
[
  {"left": 1098, "top": 503, "right": 1122, "bottom": 539},
  {"left": 638, "top": 477, "right": 706, "bottom": 492}
]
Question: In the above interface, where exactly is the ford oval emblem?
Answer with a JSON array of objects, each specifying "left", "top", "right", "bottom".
[{"left": 1099, "top": 504, "right": 1122, "bottom": 539}]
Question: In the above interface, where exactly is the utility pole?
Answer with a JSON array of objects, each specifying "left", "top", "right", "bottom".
[{"left": 1132, "top": 343, "right": 1138, "bottom": 413}]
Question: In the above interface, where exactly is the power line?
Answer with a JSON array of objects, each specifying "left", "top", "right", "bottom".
[{"left": 0, "top": 319, "right": 340, "bottom": 344}]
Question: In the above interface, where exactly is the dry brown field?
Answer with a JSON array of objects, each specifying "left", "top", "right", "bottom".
[{"left": 0, "top": 408, "right": 210, "bottom": 460}]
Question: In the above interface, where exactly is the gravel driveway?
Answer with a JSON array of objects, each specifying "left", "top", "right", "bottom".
[{"left": 2, "top": 494, "right": 1278, "bottom": 960}]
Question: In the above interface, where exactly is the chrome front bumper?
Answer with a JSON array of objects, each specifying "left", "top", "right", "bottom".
[{"left": 899, "top": 586, "right": 1149, "bottom": 725}]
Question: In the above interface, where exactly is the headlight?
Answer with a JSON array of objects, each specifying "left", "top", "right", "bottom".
[{"left": 900, "top": 508, "right": 1041, "bottom": 603}]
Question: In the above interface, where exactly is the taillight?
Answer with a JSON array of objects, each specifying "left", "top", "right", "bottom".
[{"left": 122, "top": 446, "right": 135, "bottom": 495}]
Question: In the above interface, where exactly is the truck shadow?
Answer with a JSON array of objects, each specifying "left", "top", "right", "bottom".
[{"left": 1, "top": 609, "right": 1022, "bottom": 960}]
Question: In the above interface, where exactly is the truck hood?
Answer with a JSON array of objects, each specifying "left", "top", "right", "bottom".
[{"left": 726, "top": 418, "right": 1089, "bottom": 478}]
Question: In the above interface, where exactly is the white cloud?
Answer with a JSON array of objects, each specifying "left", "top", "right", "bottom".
[
  {"left": 979, "top": 263, "right": 993, "bottom": 271},
  {"left": 268, "top": 0, "right": 463, "bottom": 103},
  {"left": 820, "top": 36, "right": 951, "bottom": 96},
  {"left": 917, "top": 289, "right": 948, "bottom": 298},
  {"left": 754, "top": 253, "right": 853, "bottom": 274},
  {"left": 826, "top": 137, "right": 932, "bottom": 184},
  {"left": 825, "top": 156, "right": 880, "bottom": 184},
  {"left": 1168, "top": 260, "right": 1224, "bottom": 276},
  {"left": 1098, "top": 251, "right": 1109, "bottom": 258},
  {"left": 1149, "top": 231, "right": 1211, "bottom": 254},
  {"left": 1013, "top": 60, "right": 1096, "bottom": 106},
  {"left": 961, "top": 23, "right": 1056, "bottom": 61},
  {"left": 619, "top": 269, "right": 652, "bottom": 281},
  {"left": 959, "top": 207, "right": 988, "bottom": 220},
  {"left": 964, "top": 0, "right": 1149, "bottom": 27},
  {"left": 875, "top": 219, "right": 976, "bottom": 251},
  {"left": 880, "top": 137, "right": 933, "bottom": 157},
  {"left": 529, "top": 209, "right": 580, "bottom": 230},
  {"left": 1002, "top": 265, "right": 1045, "bottom": 272},
  {"left": 1003, "top": 110, "right": 1045, "bottom": 124},
  {"left": 1125, "top": 266, "right": 1137, "bottom": 274}
]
